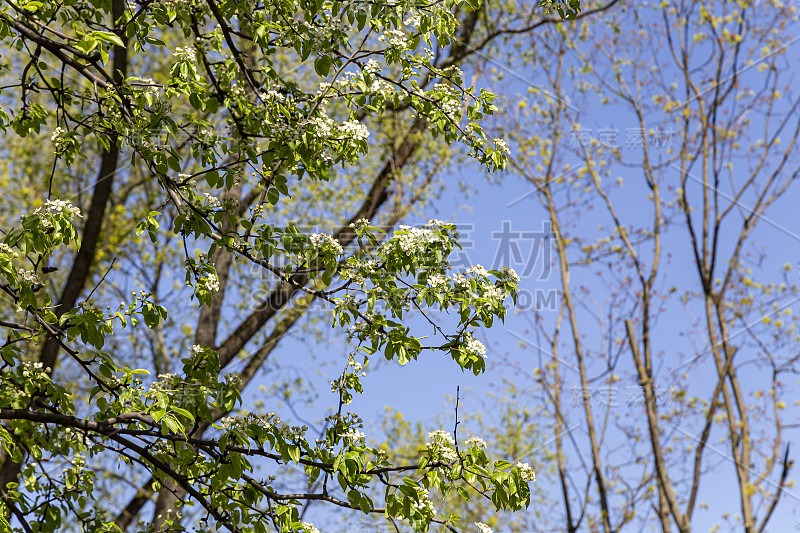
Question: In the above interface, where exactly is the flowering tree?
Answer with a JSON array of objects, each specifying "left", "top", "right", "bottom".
[{"left": 0, "top": 0, "right": 595, "bottom": 531}]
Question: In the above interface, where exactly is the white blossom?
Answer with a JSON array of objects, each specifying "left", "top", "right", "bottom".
[
  {"left": 340, "top": 430, "right": 366, "bottom": 443},
  {"left": 465, "top": 435, "right": 487, "bottom": 448},
  {"left": 427, "top": 429, "right": 454, "bottom": 447},
  {"left": 204, "top": 193, "right": 221, "bottom": 208},
  {"left": 463, "top": 331, "right": 486, "bottom": 359},
  {"left": 34, "top": 198, "right": 82, "bottom": 219},
  {"left": 309, "top": 233, "right": 344, "bottom": 255},
  {"left": 339, "top": 120, "right": 370, "bottom": 141},
  {"left": 174, "top": 46, "right": 196, "bottom": 62},
  {"left": 476, "top": 523, "right": 493, "bottom": 533},
  {"left": 201, "top": 272, "right": 220, "bottom": 292},
  {"left": 404, "top": 14, "right": 421, "bottom": 28},
  {"left": 218, "top": 412, "right": 280, "bottom": 431},
  {"left": 17, "top": 268, "right": 40, "bottom": 285},
  {"left": 363, "top": 59, "right": 380, "bottom": 75},
  {"left": 500, "top": 266, "right": 520, "bottom": 283},
  {"left": 453, "top": 273, "right": 470, "bottom": 289},
  {"left": 493, "top": 138, "right": 511, "bottom": 154},
  {"left": 482, "top": 285, "right": 504, "bottom": 305},
  {"left": 309, "top": 114, "right": 334, "bottom": 138},
  {"left": 20, "top": 361, "right": 45, "bottom": 379},
  {"left": 411, "top": 488, "right": 436, "bottom": 515},
  {"left": 516, "top": 461, "right": 536, "bottom": 481},
  {"left": 425, "top": 219, "right": 450, "bottom": 228},
  {"left": 0, "top": 243, "right": 19, "bottom": 258},
  {"left": 349, "top": 218, "right": 370, "bottom": 230},
  {"left": 138, "top": 77, "right": 161, "bottom": 99},
  {"left": 466, "top": 265, "right": 490, "bottom": 278},
  {"left": 441, "top": 97, "right": 461, "bottom": 119},
  {"left": 51, "top": 127, "right": 66, "bottom": 143},
  {"left": 393, "top": 225, "right": 443, "bottom": 256},
  {"left": 379, "top": 29, "right": 407, "bottom": 48},
  {"left": 264, "top": 90, "right": 285, "bottom": 101},
  {"left": 317, "top": 82, "right": 332, "bottom": 96},
  {"left": 427, "top": 273, "right": 448, "bottom": 289},
  {"left": 300, "top": 523, "right": 321, "bottom": 533}
]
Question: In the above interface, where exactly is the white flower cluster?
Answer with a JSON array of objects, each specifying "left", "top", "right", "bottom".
[
  {"left": 493, "top": 138, "right": 511, "bottom": 154},
  {"left": 70, "top": 452, "right": 86, "bottom": 467},
  {"left": 339, "top": 120, "right": 370, "bottom": 141},
  {"left": 482, "top": 285, "right": 504, "bottom": 306},
  {"left": 465, "top": 435, "right": 487, "bottom": 449},
  {"left": 443, "top": 65, "right": 464, "bottom": 80},
  {"left": 20, "top": 361, "right": 49, "bottom": 378},
  {"left": 427, "top": 430, "right": 458, "bottom": 462},
  {"left": 51, "top": 127, "right": 67, "bottom": 148},
  {"left": 173, "top": 46, "right": 196, "bottom": 62},
  {"left": 363, "top": 59, "right": 380, "bottom": 75},
  {"left": 452, "top": 273, "right": 470, "bottom": 289},
  {"left": 17, "top": 268, "right": 41, "bottom": 285},
  {"left": 466, "top": 265, "right": 490, "bottom": 278},
  {"left": 393, "top": 225, "right": 444, "bottom": 256},
  {"left": 427, "top": 273, "right": 448, "bottom": 288},
  {"left": 425, "top": 219, "right": 451, "bottom": 229},
  {"left": 203, "top": 193, "right": 221, "bottom": 209},
  {"left": 300, "top": 523, "right": 320, "bottom": 533},
  {"left": 404, "top": 14, "right": 421, "bottom": 28},
  {"left": 428, "top": 429, "right": 454, "bottom": 446},
  {"left": 49, "top": 126, "right": 79, "bottom": 158},
  {"left": 342, "top": 258, "right": 379, "bottom": 285},
  {"left": 261, "top": 90, "right": 285, "bottom": 102},
  {"left": 218, "top": 411, "right": 283, "bottom": 431},
  {"left": 200, "top": 272, "right": 220, "bottom": 292},
  {"left": 150, "top": 373, "right": 182, "bottom": 393},
  {"left": 309, "top": 233, "right": 344, "bottom": 255},
  {"left": 340, "top": 429, "right": 366, "bottom": 443},
  {"left": 500, "top": 266, "right": 520, "bottom": 283},
  {"left": 441, "top": 447, "right": 458, "bottom": 462},
  {"left": 433, "top": 82, "right": 454, "bottom": 95},
  {"left": 368, "top": 77, "right": 394, "bottom": 94},
  {"left": 441, "top": 97, "right": 462, "bottom": 120},
  {"left": 412, "top": 488, "right": 436, "bottom": 516},
  {"left": 476, "top": 522, "right": 493, "bottom": 533},
  {"left": 138, "top": 77, "right": 161, "bottom": 100},
  {"left": 463, "top": 331, "right": 487, "bottom": 359},
  {"left": 516, "top": 461, "right": 536, "bottom": 482},
  {"left": 0, "top": 243, "right": 18, "bottom": 258},
  {"left": 34, "top": 198, "right": 82, "bottom": 219},
  {"left": 379, "top": 29, "right": 407, "bottom": 48},
  {"left": 316, "top": 82, "right": 332, "bottom": 96},
  {"left": 427, "top": 429, "right": 453, "bottom": 446},
  {"left": 349, "top": 218, "right": 370, "bottom": 230},
  {"left": 309, "top": 114, "right": 334, "bottom": 138}
]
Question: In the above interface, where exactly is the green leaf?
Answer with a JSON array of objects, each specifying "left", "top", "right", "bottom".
[{"left": 287, "top": 444, "right": 300, "bottom": 463}]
